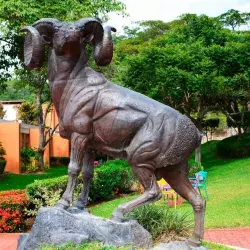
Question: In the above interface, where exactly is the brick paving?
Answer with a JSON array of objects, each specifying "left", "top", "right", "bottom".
[
  {"left": 0, "top": 233, "right": 21, "bottom": 250},
  {"left": 204, "top": 228, "right": 250, "bottom": 249},
  {"left": 1, "top": 228, "right": 250, "bottom": 250}
]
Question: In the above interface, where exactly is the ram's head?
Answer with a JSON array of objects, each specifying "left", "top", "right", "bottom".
[{"left": 21, "top": 18, "right": 116, "bottom": 69}]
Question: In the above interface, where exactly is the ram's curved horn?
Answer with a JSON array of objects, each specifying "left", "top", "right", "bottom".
[
  {"left": 20, "top": 26, "right": 45, "bottom": 69},
  {"left": 76, "top": 18, "right": 116, "bottom": 66},
  {"left": 20, "top": 18, "right": 60, "bottom": 69}
]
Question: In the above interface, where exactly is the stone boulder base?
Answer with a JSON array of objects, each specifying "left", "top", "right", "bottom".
[
  {"left": 152, "top": 242, "right": 210, "bottom": 250},
  {"left": 17, "top": 207, "right": 153, "bottom": 250}
]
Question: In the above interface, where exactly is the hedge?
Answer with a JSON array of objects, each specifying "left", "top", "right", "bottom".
[
  {"left": 217, "top": 133, "right": 250, "bottom": 158},
  {"left": 26, "top": 159, "right": 135, "bottom": 214}
]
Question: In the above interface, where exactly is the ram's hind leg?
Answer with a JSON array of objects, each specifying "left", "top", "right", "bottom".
[
  {"left": 111, "top": 164, "right": 162, "bottom": 222},
  {"left": 158, "top": 165, "right": 206, "bottom": 247}
]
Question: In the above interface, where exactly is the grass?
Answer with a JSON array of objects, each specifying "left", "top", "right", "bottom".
[
  {"left": 41, "top": 240, "right": 233, "bottom": 250},
  {"left": 0, "top": 165, "right": 67, "bottom": 191},
  {"left": 177, "top": 140, "right": 250, "bottom": 228}
]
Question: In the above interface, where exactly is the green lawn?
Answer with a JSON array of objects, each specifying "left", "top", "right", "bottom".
[
  {"left": 0, "top": 166, "right": 67, "bottom": 191},
  {"left": 178, "top": 141, "right": 250, "bottom": 228},
  {"left": 90, "top": 141, "right": 250, "bottom": 229}
]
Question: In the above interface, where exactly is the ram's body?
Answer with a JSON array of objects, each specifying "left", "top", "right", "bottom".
[{"left": 58, "top": 67, "right": 200, "bottom": 170}]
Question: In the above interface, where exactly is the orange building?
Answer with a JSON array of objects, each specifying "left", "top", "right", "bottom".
[{"left": 0, "top": 106, "right": 69, "bottom": 174}]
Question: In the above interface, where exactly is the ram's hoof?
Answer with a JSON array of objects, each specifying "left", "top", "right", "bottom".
[
  {"left": 110, "top": 211, "right": 124, "bottom": 222},
  {"left": 72, "top": 201, "right": 86, "bottom": 210},
  {"left": 187, "top": 237, "right": 201, "bottom": 247},
  {"left": 55, "top": 199, "right": 70, "bottom": 210}
]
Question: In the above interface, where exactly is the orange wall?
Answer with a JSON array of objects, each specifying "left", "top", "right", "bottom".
[
  {"left": 0, "top": 122, "right": 20, "bottom": 174},
  {"left": 51, "top": 134, "right": 69, "bottom": 157}
]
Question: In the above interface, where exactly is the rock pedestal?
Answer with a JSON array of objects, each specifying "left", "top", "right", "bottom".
[
  {"left": 17, "top": 207, "right": 153, "bottom": 250},
  {"left": 151, "top": 242, "right": 210, "bottom": 250}
]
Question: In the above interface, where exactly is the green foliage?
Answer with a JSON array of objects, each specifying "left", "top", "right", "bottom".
[
  {"left": 89, "top": 160, "right": 135, "bottom": 203},
  {"left": 0, "top": 141, "right": 6, "bottom": 158},
  {"left": 218, "top": 9, "right": 250, "bottom": 30},
  {"left": 227, "top": 111, "right": 250, "bottom": 130},
  {"left": 202, "top": 118, "right": 220, "bottom": 129},
  {"left": 127, "top": 203, "right": 192, "bottom": 240},
  {"left": 41, "top": 242, "right": 129, "bottom": 250},
  {"left": 20, "top": 147, "right": 39, "bottom": 173},
  {"left": 188, "top": 159, "right": 204, "bottom": 178},
  {"left": 114, "top": 13, "right": 250, "bottom": 134},
  {"left": 17, "top": 101, "right": 38, "bottom": 125},
  {"left": 0, "top": 102, "right": 6, "bottom": 119},
  {"left": 0, "top": 158, "right": 7, "bottom": 175},
  {"left": 217, "top": 133, "right": 250, "bottom": 158},
  {"left": 50, "top": 157, "right": 70, "bottom": 166},
  {"left": 0, "top": 0, "right": 125, "bottom": 86},
  {"left": 0, "top": 142, "right": 7, "bottom": 175},
  {"left": 26, "top": 160, "right": 135, "bottom": 214},
  {"left": 0, "top": 80, "right": 36, "bottom": 102}
]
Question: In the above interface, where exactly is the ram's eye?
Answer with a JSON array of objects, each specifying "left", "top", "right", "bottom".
[{"left": 54, "top": 27, "right": 59, "bottom": 32}]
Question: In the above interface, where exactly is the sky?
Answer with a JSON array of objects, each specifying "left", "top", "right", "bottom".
[{"left": 106, "top": 0, "right": 250, "bottom": 33}]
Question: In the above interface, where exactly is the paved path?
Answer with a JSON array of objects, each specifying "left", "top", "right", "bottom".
[
  {"left": 0, "top": 233, "right": 21, "bottom": 250},
  {"left": 204, "top": 228, "right": 250, "bottom": 249},
  {"left": 1, "top": 228, "right": 250, "bottom": 250}
]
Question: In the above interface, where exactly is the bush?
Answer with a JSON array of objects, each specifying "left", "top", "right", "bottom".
[
  {"left": 217, "top": 133, "right": 250, "bottom": 158},
  {"left": 26, "top": 160, "right": 135, "bottom": 215},
  {"left": 89, "top": 160, "right": 135, "bottom": 203},
  {"left": 0, "top": 141, "right": 6, "bottom": 175},
  {"left": 127, "top": 203, "right": 192, "bottom": 240},
  {"left": 50, "top": 156, "right": 70, "bottom": 166},
  {"left": 188, "top": 159, "right": 204, "bottom": 178},
  {"left": 21, "top": 147, "right": 39, "bottom": 173},
  {"left": 0, "top": 158, "right": 7, "bottom": 175},
  {"left": 0, "top": 190, "right": 29, "bottom": 232}
]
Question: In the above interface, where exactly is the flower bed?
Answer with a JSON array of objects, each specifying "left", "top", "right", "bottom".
[{"left": 0, "top": 190, "right": 29, "bottom": 232}]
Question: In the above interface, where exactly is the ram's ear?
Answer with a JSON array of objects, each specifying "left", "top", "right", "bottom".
[
  {"left": 84, "top": 34, "right": 94, "bottom": 43},
  {"left": 21, "top": 26, "right": 45, "bottom": 69}
]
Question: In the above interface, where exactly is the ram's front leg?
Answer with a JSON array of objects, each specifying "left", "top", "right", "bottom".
[
  {"left": 56, "top": 132, "right": 89, "bottom": 209},
  {"left": 73, "top": 150, "right": 96, "bottom": 210}
]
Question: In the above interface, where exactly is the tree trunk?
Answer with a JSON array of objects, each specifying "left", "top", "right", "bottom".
[
  {"left": 194, "top": 118, "right": 202, "bottom": 163},
  {"left": 195, "top": 146, "right": 201, "bottom": 163},
  {"left": 37, "top": 148, "right": 45, "bottom": 170},
  {"left": 36, "top": 85, "right": 45, "bottom": 171}
]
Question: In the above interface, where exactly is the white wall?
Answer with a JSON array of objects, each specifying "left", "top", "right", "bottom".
[{"left": 3, "top": 104, "right": 18, "bottom": 121}]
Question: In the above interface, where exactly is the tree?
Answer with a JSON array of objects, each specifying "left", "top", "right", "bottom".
[
  {"left": 218, "top": 9, "right": 250, "bottom": 30},
  {"left": 0, "top": 0, "right": 125, "bottom": 170},
  {"left": 0, "top": 103, "right": 6, "bottom": 119},
  {"left": 114, "top": 13, "right": 250, "bottom": 161},
  {"left": 17, "top": 101, "right": 37, "bottom": 124}
]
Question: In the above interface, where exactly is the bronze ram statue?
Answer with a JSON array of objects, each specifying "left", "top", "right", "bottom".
[{"left": 21, "top": 18, "right": 205, "bottom": 247}]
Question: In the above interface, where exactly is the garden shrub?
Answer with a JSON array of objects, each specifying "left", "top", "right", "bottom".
[
  {"left": 21, "top": 147, "right": 39, "bottom": 173},
  {"left": 50, "top": 156, "right": 70, "bottom": 166},
  {"left": 127, "top": 203, "right": 192, "bottom": 240},
  {"left": 26, "top": 160, "right": 135, "bottom": 215},
  {"left": 188, "top": 159, "right": 204, "bottom": 177},
  {"left": 217, "top": 133, "right": 250, "bottom": 158},
  {"left": 0, "top": 158, "right": 7, "bottom": 175},
  {"left": 89, "top": 159, "right": 135, "bottom": 203},
  {"left": 0, "top": 141, "right": 6, "bottom": 175},
  {"left": 0, "top": 190, "right": 29, "bottom": 232}
]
